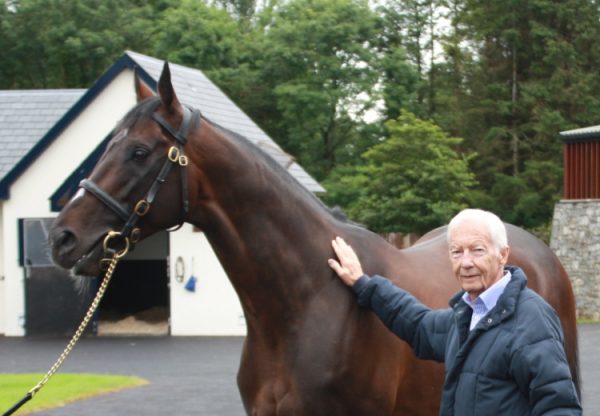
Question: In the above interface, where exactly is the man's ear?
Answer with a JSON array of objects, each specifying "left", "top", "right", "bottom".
[
  {"left": 134, "top": 69, "right": 155, "bottom": 102},
  {"left": 499, "top": 246, "right": 510, "bottom": 265}
]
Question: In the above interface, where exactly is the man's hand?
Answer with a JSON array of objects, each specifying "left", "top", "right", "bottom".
[{"left": 328, "top": 236, "right": 364, "bottom": 286}]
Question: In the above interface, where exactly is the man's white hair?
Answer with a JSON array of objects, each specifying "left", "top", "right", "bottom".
[{"left": 447, "top": 209, "right": 508, "bottom": 252}]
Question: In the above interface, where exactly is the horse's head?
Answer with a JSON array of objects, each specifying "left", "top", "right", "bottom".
[{"left": 49, "top": 63, "right": 197, "bottom": 276}]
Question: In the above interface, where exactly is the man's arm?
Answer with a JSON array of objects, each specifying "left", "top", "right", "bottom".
[
  {"left": 510, "top": 298, "right": 581, "bottom": 415},
  {"left": 328, "top": 237, "right": 451, "bottom": 361},
  {"left": 353, "top": 274, "right": 451, "bottom": 361}
]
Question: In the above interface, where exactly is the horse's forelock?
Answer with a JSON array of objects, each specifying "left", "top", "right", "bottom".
[{"left": 116, "top": 97, "right": 161, "bottom": 132}]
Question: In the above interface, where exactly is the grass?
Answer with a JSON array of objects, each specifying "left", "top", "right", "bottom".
[
  {"left": 0, "top": 373, "right": 148, "bottom": 415},
  {"left": 578, "top": 319, "right": 600, "bottom": 324}
]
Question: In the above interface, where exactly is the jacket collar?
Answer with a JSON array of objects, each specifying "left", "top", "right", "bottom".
[
  {"left": 449, "top": 265, "right": 527, "bottom": 310},
  {"left": 450, "top": 266, "right": 528, "bottom": 346}
]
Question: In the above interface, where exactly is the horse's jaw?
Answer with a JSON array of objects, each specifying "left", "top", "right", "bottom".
[
  {"left": 70, "top": 242, "right": 105, "bottom": 277},
  {"left": 49, "top": 226, "right": 108, "bottom": 277}
]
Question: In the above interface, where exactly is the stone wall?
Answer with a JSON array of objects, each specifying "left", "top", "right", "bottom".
[{"left": 550, "top": 200, "right": 600, "bottom": 320}]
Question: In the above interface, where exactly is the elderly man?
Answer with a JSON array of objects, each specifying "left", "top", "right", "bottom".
[{"left": 328, "top": 209, "right": 581, "bottom": 415}]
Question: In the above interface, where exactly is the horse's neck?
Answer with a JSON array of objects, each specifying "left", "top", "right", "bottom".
[{"left": 188, "top": 124, "right": 335, "bottom": 326}]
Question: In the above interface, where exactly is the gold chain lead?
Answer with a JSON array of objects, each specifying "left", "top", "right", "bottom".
[{"left": 28, "top": 254, "right": 120, "bottom": 397}]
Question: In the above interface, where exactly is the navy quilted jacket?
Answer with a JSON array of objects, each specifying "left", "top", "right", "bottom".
[{"left": 353, "top": 266, "right": 581, "bottom": 416}]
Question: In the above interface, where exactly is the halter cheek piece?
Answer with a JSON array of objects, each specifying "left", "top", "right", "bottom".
[{"left": 79, "top": 105, "right": 200, "bottom": 268}]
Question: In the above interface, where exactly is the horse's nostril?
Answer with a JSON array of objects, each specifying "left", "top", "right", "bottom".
[{"left": 52, "top": 228, "right": 78, "bottom": 258}]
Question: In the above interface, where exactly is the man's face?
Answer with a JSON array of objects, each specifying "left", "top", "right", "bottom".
[{"left": 448, "top": 218, "right": 509, "bottom": 300}]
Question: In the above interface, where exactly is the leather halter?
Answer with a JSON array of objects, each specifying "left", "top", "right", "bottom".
[{"left": 79, "top": 104, "right": 199, "bottom": 260}]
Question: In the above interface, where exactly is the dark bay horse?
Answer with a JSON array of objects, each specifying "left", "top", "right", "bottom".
[{"left": 48, "top": 63, "right": 579, "bottom": 415}]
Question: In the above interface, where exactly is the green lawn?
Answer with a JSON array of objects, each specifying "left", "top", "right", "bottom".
[{"left": 0, "top": 373, "right": 148, "bottom": 415}]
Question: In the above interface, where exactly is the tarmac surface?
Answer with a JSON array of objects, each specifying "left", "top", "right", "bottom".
[{"left": 2, "top": 324, "right": 599, "bottom": 415}]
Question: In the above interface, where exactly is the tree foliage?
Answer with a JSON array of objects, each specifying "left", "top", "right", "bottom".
[
  {"left": 324, "top": 111, "right": 476, "bottom": 233},
  {"left": 0, "top": 0, "right": 156, "bottom": 88},
  {"left": 3, "top": 0, "right": 600, "bottom": 235},
  {"left": 152, "top": 0, "right": 242, "bottom": 71},
  {"left": 254, "top": 0, "right": 380, "bottom": 180}
]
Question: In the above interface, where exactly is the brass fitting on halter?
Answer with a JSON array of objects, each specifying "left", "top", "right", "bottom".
[
  {"left": 130, "top": 227, "right": 142, "bottom": 244},
  {"left": 168, "top": 146, "right": 188, "bottom": 166},
  {"left": 99, "top": 231, "right": 130, "bottom": 271},
  {"left": 134, "top": 199, "right": 151, "bottom": 216}
]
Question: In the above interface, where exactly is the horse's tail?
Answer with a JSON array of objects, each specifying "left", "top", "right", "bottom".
[
  {"left": 570, "top": 325, "right": 582, "bottom": 401},
  {"left": 556, "top": 263, "right": 582, "bottom": 401},
  {"left": 561, "top": 264, "right": 582, "bottom": 401},
  {"left": 557, "top": 260, "right": 582, "bottom": 401}
]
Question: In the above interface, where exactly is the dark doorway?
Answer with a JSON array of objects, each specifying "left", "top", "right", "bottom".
[
  {"left": 96, "top": 232, "right": 170, "bottom": 336},
  {"left": 22, "top": 218, "right": 94, "bottom": 337},
  {"left": 21, "top": 219, "right": 169, "bottom": 336},
  {"left": 25, "top": 267, "right": 95, "bottom": 336}
]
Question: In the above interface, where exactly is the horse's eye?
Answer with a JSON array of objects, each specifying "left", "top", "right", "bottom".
[{"left": 132, "top": 147, "right": 149, "bottom": 161}]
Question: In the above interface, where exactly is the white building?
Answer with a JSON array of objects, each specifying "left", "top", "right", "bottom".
[{"left": 0, "top": 51, "right": 323, "bottom": 337}]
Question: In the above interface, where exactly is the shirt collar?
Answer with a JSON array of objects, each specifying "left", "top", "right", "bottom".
[{"left": 462, "top": 270, "right": 512, "bottom": 311}]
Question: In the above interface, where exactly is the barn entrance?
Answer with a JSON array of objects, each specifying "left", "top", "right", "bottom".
[
  {"left": 96, "top": 231, "right": 170, "bottom": 336},
  {"left": 21, "top": 219, "right": 170, "bottom": 336},
  {"left": 22, "top": 218, "right": 95, "bottom": 337}
]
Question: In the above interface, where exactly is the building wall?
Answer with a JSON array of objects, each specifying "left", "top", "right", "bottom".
[
  {"left": 0, "top": 69, "right": 246, "bottom": 336},
  {"left": 169, "top": 224, "right": 246, "bottom": 336},
  {"left": 0, "top": 203, "right": 5, "bottom": 333},
  {"left": 1, "top": 71, "right": 136, "bottom": 335},
  {"left": 563, "top": 141, "right": 600, "bottom": 199},
  {"left": 550, "top": 200, "right": 600, "bottom": 320}
]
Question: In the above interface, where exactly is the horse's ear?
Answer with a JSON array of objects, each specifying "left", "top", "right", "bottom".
[
  {"left": 134, "top": 69, "right": 155, "bottom": 102},
  {"left": 158, "top": 62, "right": 182, "bottom": 114}
]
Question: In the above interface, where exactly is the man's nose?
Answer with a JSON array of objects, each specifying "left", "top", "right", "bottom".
[{"left": 460, "top": 252, "right": 475, "bottom": 267}]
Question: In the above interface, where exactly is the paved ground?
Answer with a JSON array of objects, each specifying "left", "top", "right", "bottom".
[
  {"left": 2, "top": 325, "right": 599, "bottom": 415},
  {"left": 1, "top": 337, "right": 246, "bottom": 415}
]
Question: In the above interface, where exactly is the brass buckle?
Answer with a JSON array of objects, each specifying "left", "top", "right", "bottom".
[
  {"left": 102, "top": 231, "right": 130, "bottom": 259},
  {"left": 168, "top": 146, "right": 180, "bottom": 162},
  {"left": 134, "top": 200, "right": 150, "bottom": 216},
  {"left": 179, "top": 155, "right": 188, "bottom": 166}
]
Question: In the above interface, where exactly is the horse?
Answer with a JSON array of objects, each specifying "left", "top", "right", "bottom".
[{"left": 48, "top": 63, "right": 579, "bottom": 415}]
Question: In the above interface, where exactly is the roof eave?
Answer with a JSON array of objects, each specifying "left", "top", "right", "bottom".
[
  {"left": 559, "top": 128, "right": 600, "bottom": 143},
  {"left": 0, "top": 52, "right": 152, "bottom": 201}
]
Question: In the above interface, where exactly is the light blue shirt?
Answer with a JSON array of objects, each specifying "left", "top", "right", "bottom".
[{"left": 462, "top": 270, "right": 511, "bottom": 330}]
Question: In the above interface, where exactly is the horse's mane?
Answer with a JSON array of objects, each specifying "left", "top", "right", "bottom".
[{"left": 204, "top": 116, "right": 353, "bottom": 223}]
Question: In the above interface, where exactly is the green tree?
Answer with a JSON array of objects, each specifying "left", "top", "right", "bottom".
[
  {"left": 432, "top": 0, "right": 600, "bottom": 231},
  {"left": 324, "top": 111, "right": 477, "bottom": 234},
  {"left": 377, "top": 0, "right": 445, "bottom": 119},
  {"left": 0, "top": 0, "right": 157, "bottom": 88},
  {"left": 253, "top": 0, "right": 380, "bottom": 180},
  {"left": 152, "top": 0, "right": 242, "bottom": 71},
  {"left": 375, "top": 3, "right": 421, "bottom": 120},
  {"left": 485, "top": 160, "right": 562, "bottom": 232},
  {"left": 454, "top": 0, "right": 600, "bottom": 175}
]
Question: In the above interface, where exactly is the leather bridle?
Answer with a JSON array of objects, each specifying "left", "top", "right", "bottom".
[{"left": 79, "top": 104, "right": 200, "bottom": 266}]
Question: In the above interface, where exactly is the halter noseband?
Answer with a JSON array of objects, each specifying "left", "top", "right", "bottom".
[{"left": 79, "top": 104, "right": 199, "bottom": 265}]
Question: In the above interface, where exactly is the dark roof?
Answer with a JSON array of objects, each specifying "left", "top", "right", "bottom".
[
  {"left": 0, "top": 89, "right": 85, "bottom": 180},
  {"left": 559, "top": 125, "right": 600, "bottom": 143},
  {"left": 0, "top": 51, "right": 324, "bottom": 200}
]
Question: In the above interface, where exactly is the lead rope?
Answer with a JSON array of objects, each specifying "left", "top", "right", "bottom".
[{"left": 2, "top": 233, "right": 129, "bottom": 416}]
